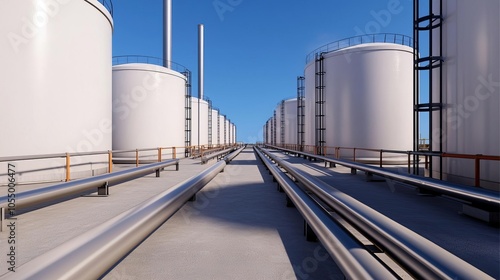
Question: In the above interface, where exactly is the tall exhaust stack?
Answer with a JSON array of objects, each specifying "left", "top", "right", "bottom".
[
  {"left": 198, "top": 24, "right": 204, "bottom": 100},
  {"left": 198, "top": 24, "right": 204, "bottom": 148},
  {"left": 163, "top": 0, "right": 172, "bottom": 68}
]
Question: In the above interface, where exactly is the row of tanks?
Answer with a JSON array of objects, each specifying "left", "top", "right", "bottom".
[
  {"left": 0, "top": 0, "right": 236, "bottom": 183},
  {"left": 264, "top": 0, "right": 499, "bottom": 190}
]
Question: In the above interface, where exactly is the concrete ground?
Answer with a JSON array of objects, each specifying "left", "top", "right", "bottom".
[
  {"left": 270, "top": 150, "right": 500, "bottom": 279},
  {"left": 103, "top": 149, "right": 342, "bottom": 280},
  {"left": 0, "top": 149, "right": 343, "bottom": 279},
  {"left": 1, "top": 147, "right": 497, "bottom": 279}
]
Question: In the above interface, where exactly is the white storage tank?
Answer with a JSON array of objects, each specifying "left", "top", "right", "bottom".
[
  {"left": 232, "top": 123, "right": 237, "bottom": 144},
  {"left": 432, "top": 0, "right": 499, "bottom": 189},
  {"left": 304, "top": 41, "right": 413, "bottom": 159},
  {"left": 218, "top": 114, "right": 226, "bottom": 146},
  {"left": 0, "top": 0, "right": 113, "bottom": 183},
  {"left": 264, "top": 118, "right": 272, "bottom": 144},
  {"left": 225, "top": 119, "right": 231, "bottom": 145},
  {"left": 283, "top": 98, "right": 298, "bottom": 147},
  {"left": 190, "top": 97, "right": 209, "bottom": 148},
  {"left": 112, "top": 62, "right": 186, "bottom": 159},
  {"left": 274, "top": 103, "right": 284, "bottom": 146},
  {"left": 211, "top": 109, "right": 219, "bottom": 147},
  {"left": 270, "top": 115, "right": 276, "bottom": 145}
]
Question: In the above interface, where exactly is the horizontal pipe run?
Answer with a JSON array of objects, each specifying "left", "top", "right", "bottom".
[
  {"left": 266, "top": 145, "right": 500, "bottom": 210},
  {"left": 201, "top": 147, "right": 236, "bottom": 164},
  {"left": 260, "top": 148, "right": 494, "bottom": 280},
  {"left": 0, "top": 160, "right": 226, "bottom": 280},
  {"left": 254, "top": 147, "right": 396, "bottom": 279},
  {"left": 223, "top": 145, "right": 246, "bottom": 163},
  {"left": 0, "top": 159, "right": 179, "bottom": 212}
]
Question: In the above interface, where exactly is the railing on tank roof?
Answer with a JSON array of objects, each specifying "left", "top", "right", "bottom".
[
  {"left": 305, "top": 33, "right": 413, "bottom": 64},
  {"left": 112, "top": 55, "right": 190, "bottom": 74},
  {"left": 98, "top": 0, "right": 113, "bottom": 16}
]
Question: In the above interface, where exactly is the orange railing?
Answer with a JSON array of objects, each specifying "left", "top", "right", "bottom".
[
  {"left": 0, "top": 145, "right": 236, "bottom": 183},
  {"left": 268, "top": 143, "right": 499, "bottom": 188}
]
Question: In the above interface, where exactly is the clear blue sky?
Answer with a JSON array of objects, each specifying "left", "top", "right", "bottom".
[{"left": 112, "top": 0, "right": 416, "bottom": 143}]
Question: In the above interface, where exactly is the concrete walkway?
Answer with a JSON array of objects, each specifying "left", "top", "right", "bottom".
[
  {"left": 103, "top": 148, "right": 341, "bottom": 279},
  {"left": 0, "top": 149, "right": 343, "bottom": 279}
]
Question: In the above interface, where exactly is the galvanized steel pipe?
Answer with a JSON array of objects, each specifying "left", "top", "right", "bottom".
[
  {"left": 201, "top": 147, "right": 236, "bottom": 164},
  {"left": 0, "top": 160, "right": 226, "bottom": 280},
  {"left": 224, "top": 145, "right": 245, "bottom": 163},
  {"left": 260, "top": 147, "right": 494, "bottom": 280},
  {"left": 254, "top": 147, "right": 396, "bottom": 280},
  {"left": 0, "top": 159, "right": 179, "bottom": 212},
  {"left": 266, "top": 145, "right": 500, "bottom": 210}
]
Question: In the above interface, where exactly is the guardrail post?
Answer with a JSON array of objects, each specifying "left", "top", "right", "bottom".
[
  {"left": 407, "top": 152, "right": 411, "bottom": 174},
  {"left": 108, "top": 150, "right": 113, "bottom": 173},
  {"left": 65, "top": 153, "right": 71, "bottom": 182},
  {"left": 0, "top": 207, "right": 4, "bottom": 232},
  {"left": 475, "top": 155, "right": 481, "bottom": 187},
  {"left": 379, "top": 150, "right": 383, "bottom": 168},
  {"left": 353, "top": 148, "right": 356, "bottom": 162},
  {"left": 135, "top": 149, "right": 139, "bottom": 167},
  {"left": 173, "top": 147, "right": 177, "bottom": 159},
  {"left": 158, "top": 148, "right": 162, "bottom": 162},
  {"left": 97, "top": 182, "right": 109, "bottom": 196},
  {"left": 304, "top": 221, "right": 318, "bottom": 242}
]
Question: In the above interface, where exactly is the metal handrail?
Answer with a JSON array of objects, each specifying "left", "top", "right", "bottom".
[
  {"left": 201, "top": 147, "right": 237, "bottom": 164},
  {"left": 259, "top": 147, "right": 494, "bottom": 280},
  {"left": 112, "top": 55, "right": 189, "bottom": 74},
  {"left": 0, "top": 146, "right": 192, "bottom": 182},
  {"left": 0, "top": 159, "right": 179, "bottom": 214},
  {"left": 254, "top": 147, "right": 396, "bottom": 279},
  {"left": 305, "top": 33, "right": 413, "bottom": 64},
  {"left": 224, "top": 145, "right": 245, "bottom": 163},
  {"left": 98, "top": 0, "right": 113, "bottom": 16},
  {"left": 0, "top": 157, "right": 227, "bottom": 280},
  {"left": 266, "top": 145, "right": 500, "bottom": 211},
  {"left": 273, "top": 144, "right": 499, "bottom": 187}
]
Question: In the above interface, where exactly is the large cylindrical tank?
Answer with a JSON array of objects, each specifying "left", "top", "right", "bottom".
[
  {"left": 218, "top": 114, "right": 226, "bottom": 145},
  {"left": 264, "top": 118, "right": 271, "bottom": 144},
  {"left": 274, "top": 103, "right": 284, "bottom": 146},
  {"left": 211, "top": 109, "right": 219, "bottom": 147},
  {"left": 0, "top": 0, "right": 113, "bottom": 183},
  {"left": 304, "top": 42, "right": 413, "bottom": 158},
  {"left": 232, "top": 123, "right": 236, "bottom": 144},
  {"left": 112, "top": 63, "right": 186, "bottom": 158},
  {"left": 284, "top": 98, "right": 298, "bottom": 146},
  {"left": 225, "top": 119, "right": 231, "bottom": 145},
  {"left": 432, "top": 0, "right": 499, "bottom": 190},
  {"left": 190, "top": 97, "right": 209, "bottom": 148}
]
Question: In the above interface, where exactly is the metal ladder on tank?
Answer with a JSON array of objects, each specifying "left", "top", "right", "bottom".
[
  {"left": 216, "top": 110, "right": 220, "bottom": 147},
  {"left": 183, "top": 70, "right": 192, "bottom": 158},
  {"left": 413, "top": 0, "right": 444, "bottom": 178},
  {"left": 315, "top": 53, "right": 326, "bottom": 156},
  {"left": 280, "top": 100, "right": 285, "bottom": 147},
  {"left": 273, "top": 110, "right": 277, "bottom": 146},
  {"left": 207, "top": 98, "right": 212, "bottom": 148},
  {"left": 297, "top": 76, "right": 305, "bottom": 151}
]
